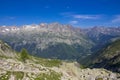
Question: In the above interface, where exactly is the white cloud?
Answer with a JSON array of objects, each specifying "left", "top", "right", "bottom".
[
  {"left": 69, "top": 20, "right": 78, "bottom": 24},
  {"left": 60, "top": 12, "right": 101, "bottom": 20},
  {"left": 72, "top": 15, "right": 100, "bottom": 19},
  {"left": 112, "top": 15, "right": 120, "bottom": 23}
]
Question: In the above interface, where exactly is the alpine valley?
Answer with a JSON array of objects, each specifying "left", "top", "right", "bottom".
[
  {"left": 0, "top": 23, "right": 120, "bottom": 60},
  {"left": 0, "top": 23, "right": 120, "bottom": 80}
]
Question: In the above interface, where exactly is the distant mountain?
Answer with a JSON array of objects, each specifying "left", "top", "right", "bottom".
[
  {"left": 0, "top": 23, "right": 93, "bottom": 60},
  {"left": 83, "top": 39, "right": 120, "bottom": 73},
  {"left": 0, "top": 40, "right": 119, "bottom": 80},
  {"left": 0, "top": 23, "right": 120, "bottom": 60},
  {"left": 84, "top": 26, "right": 120, "bottom": 52}
]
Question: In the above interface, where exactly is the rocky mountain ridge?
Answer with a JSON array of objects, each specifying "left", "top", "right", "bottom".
[
  {"left": 0, "top": 23, "right": 93, "bottom": 59},
  {"left": 0, "top": 23, "right": 120, "bottom": 60}
]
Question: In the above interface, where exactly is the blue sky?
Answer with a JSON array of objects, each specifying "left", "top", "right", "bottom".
[{"left": 0, "top": 0, "right": 120, "bottom": 27}]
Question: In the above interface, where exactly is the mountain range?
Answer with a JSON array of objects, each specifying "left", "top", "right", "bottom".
[
  {"left": 0, "top": 23, "right": 93, "bottom": 60},
  {"left": 0, "top": 23, "right": 120, "bottom": 60}
]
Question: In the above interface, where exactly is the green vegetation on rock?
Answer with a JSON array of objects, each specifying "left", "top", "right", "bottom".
[
  {"left": 20, "top": 48, "right": 29, "bottom": 62},
  {"left": 12, "top": 71, "right": 24, "bottom": 80},
  {"left": 34, "top": 71, "right": 61, "bottom": 80},
  {"left": 0, "top": 71, "right": 11, "bottom": 80},
  {"left": 33, "top": 57, "right": 62, "bottom": 67},
  {"left": 96, "top": 78, "right": 103, "bottom": 80}
]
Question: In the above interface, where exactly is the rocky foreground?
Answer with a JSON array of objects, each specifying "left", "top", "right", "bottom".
[
  {"left": 0, "top": 57, "right": 120, "bottom": 80},
  {"left": 0, "top": 40, "right": 120, "bottom": 80}
]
